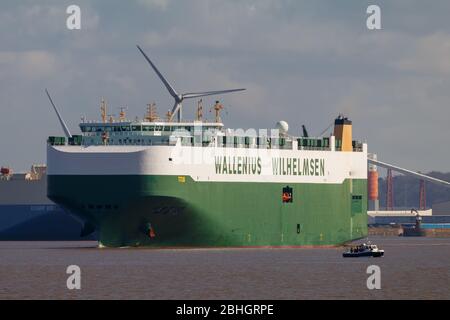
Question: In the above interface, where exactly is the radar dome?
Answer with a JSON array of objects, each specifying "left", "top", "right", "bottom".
[{"left": 276, "top": 121, "right": 289, "bottom": 135}]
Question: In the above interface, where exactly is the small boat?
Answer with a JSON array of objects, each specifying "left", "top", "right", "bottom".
[{"left": 343, "top": 243, "right": 384, "bottom": 258}]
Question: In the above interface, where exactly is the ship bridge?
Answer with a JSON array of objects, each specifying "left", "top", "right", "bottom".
[
  {"left": 78, "top": 120, "right": 225, "bottom": 146},
  {"left": 79, "top": 121, "right": 224, "bottom": 136}
]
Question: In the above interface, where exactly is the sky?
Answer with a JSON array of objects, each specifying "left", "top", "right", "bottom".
[{"left": 1, "top": 0, "right": 450, "bottom": 172}]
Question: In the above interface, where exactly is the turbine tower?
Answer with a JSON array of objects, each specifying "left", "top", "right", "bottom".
[{"left": 136, "top": 45, "right": 245, "bottom": 122}]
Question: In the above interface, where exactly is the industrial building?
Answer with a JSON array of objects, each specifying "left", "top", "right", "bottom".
[{"left": 367, "top": 154, "right": 450, "bottom": 226}]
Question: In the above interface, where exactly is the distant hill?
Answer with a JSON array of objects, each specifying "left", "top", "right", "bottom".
[{"left": 378, "top": 172, "right": 450, "bottom": 209}]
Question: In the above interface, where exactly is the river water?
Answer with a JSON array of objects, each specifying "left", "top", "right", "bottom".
[{"left": 0, "top": 236, "right": 449, "bottom": 299}]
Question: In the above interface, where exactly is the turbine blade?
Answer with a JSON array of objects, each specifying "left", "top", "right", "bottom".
[
  {"left": 45, "top": 89, "right": 72, "bottom": 138},
  {"left": 170, "top": 102, "right": 182, "bottom": 122},
  {"left": 136, "top": 45, "right": 179, "bottom": 99},
  {"left": 182, "top": 88, "right": 246, "bottom": 99}
]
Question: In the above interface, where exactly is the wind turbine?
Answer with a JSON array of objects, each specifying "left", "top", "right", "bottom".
[{"left": 136, "top": 45, "right": 245, "bottom": 122}]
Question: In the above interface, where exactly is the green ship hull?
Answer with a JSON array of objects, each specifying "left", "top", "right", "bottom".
[{"left": 48, "top": 175, "right": 367, "bottom": 247}]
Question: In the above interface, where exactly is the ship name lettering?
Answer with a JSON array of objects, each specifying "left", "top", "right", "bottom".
[
  {"left": 215, "top": 156, "right": 262, "bottom": 175},
  {"left": 272, "top": 157, "right": 325, "bottom": 176}
]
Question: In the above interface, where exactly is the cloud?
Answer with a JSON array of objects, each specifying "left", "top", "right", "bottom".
[
  {"left": 137, "top": 0, "right": 170, "bottom": 10},
  {"left": 0, "top": 50, "right": 57, "bottom": 79},
  {"left": 394, "top": 32, "right": 450, "bottom": 74}
]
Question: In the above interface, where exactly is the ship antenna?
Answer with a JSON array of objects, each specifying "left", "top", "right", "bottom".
[
  {"left": 136, "top": 45, "right": 246, "bottom": 122},
  {"left": 45, "top": 89, "right": 72, "bottom": 138}
]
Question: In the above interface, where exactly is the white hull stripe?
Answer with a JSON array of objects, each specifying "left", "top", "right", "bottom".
[{"left": 47, "top": 145, "right": 367, "bottom": 184}]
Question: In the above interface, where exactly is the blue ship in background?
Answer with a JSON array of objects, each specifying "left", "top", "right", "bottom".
[{"left": 0, "top": 165, "right": 95, "bottom": 240}]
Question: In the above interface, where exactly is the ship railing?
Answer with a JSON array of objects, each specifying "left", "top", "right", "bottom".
[
  {"left": 72, "top": 136, "right": 364, "bottom": 152},
  {"left": 297, "top": 146, "right": 332, "bottom": 151},
  {"left": 47, "top": 136, "right": 66, "bottom": 146},
  {"left": 352, "top": 141, "right": 364, "bottom": 152},
  {"left": 76, "top": 139, "right": 334, "bottom": 150}
]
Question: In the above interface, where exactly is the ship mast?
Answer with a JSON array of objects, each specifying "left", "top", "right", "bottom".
[
  {"left": 45, "top": 89, "right": 72, "bottom": 138},
  {"left": 145, "top": 103, "right": 159, "bottom": 122},
  {"left": 100, "top": 98, "right": 107, "bottom": 123},
  {"left": 165, "top": 110, "right": 173, "bottom": 122},
  {"left": 210, "top": 100, "right": 224, "bottom": 123},
  {"left": 196, "top": 99, "right": 203, "bottom": 121},
  {"left": 119, "top": 107, "right": 127, "bottom": 122}
]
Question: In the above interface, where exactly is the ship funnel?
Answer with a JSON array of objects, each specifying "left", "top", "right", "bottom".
[
  {"left": 136, "top": 45, "right": 246, "bottom": 122},
  {"left": 333, "top": 115, "right": 352, "bottom": 151}
]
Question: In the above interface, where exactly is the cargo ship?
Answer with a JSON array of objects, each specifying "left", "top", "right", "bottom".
[
  {"left": 46, "top": 46, "right": 368, "bottom": 248},
  {"left": 0, "top": 165, "right": 90, "bottom": 240}
]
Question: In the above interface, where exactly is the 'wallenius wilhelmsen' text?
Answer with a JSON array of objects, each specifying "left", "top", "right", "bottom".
[{"left": 214, "top": 157, "right": 325, "bottom": 176}]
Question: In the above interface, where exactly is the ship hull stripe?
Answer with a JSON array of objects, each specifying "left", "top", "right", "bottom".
[{"left": 47, "top": 145, "right": 367, "bottom": 184}]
